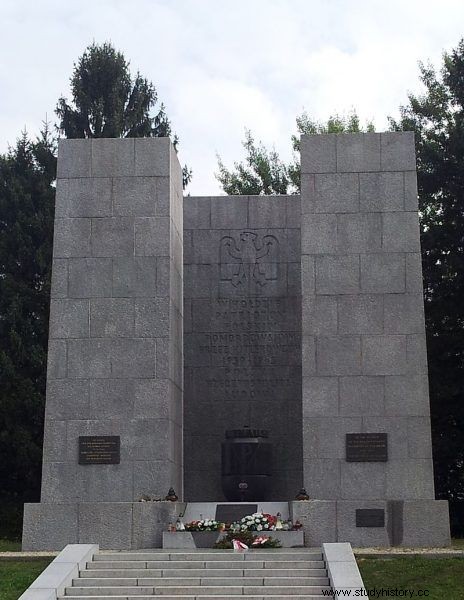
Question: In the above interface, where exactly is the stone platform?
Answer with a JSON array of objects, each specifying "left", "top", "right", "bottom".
[
  {"left": 23, "top": 499, "right": 450, "bottom": 550},
  {"left": 163, "top": 530, "right": 304, "bottom": 548}
]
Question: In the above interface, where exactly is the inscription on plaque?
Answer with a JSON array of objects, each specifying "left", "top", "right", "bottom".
[
  {"left": 78, "top": 436, "right": 120, "bottom": 465},
  {"left": 356, "top": 509, "right": 385, "bottom": 528},
  {"left": 346, "top": 433, "right": 388, "bottom": 462}
]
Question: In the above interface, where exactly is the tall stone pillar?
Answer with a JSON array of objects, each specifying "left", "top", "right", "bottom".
[
  {"left": 299, "top": 132, "right": 450, "bottom": 546},
  {"left": 22, "top": 137, "right": 183, "bottom": 549}
]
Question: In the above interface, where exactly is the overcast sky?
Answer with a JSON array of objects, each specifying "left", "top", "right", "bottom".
[{"left": 1, "top": 0, "right": 464, "bottom": 194}]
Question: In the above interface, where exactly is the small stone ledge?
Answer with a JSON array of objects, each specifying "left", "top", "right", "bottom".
[{"left": 323, "top": 542, "right": 366, "bottom": 596}]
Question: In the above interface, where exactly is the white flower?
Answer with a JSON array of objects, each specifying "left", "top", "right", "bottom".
[{"left": 257, "top": 524, "right": 263, "bottom": 531}]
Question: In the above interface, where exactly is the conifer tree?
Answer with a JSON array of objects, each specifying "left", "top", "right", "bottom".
[
  {"left": 56, "top": 42, "right": 191, "bottom": 185},
  {"left": 0, "top": 127, "right": 56, "bottom": 529}
]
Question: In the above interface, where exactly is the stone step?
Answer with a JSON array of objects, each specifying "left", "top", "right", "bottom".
[
  {"left": 60, "top": 596, "right": 326, "bottom": 600},
  {"left": 94, "top": 552, "right": 323, "bottom": 562},
  {"left": 87, "top": 560, "right": 326, "bottom": 570},
  {"left": 73, "top": 577, "right": 330, "bottom": 587},
  {"left": 65, "top": 586, "right": 331, "bottom": 596},
  {"left": 80, "top": 568, "right": 328, "bottom": 578}
]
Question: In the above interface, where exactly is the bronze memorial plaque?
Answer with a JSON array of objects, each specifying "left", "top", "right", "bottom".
[
  {"left": 346, "top": 433, "right": 388, "bottom": 462},
  {"left": 356, "top": 509, "right": 385, "bottom": 528},
  {"left": 78, "top": 436, "right": 120, "bottom": 465}
]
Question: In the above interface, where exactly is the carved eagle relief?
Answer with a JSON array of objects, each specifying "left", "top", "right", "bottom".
[{"left": 220, "top": 231, "right": 279, "bottom": 287}]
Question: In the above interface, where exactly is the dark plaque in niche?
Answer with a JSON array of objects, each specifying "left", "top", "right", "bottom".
[
  {"left": 215, "top": 504, "right": 258, "bottom": 524},
  {"left": 78, "top": 436, "right": 120, "bottom": 465},
  {"left": 346, "top": 433, "right": 388, "bottom": 462},
  {"left": 356, "top": 509, "right": 385, "bottom": 528}
]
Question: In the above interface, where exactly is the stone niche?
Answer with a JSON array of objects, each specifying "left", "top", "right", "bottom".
[{"left": 183, "top": 195, "right": 303, "bottom": 501}]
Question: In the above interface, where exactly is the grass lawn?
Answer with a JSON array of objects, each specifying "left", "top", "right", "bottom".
[
  {"left": 0, "top": 559, "right": 52, "bottom": 600},
  {"left": 0, "top": 540, "right": 21, "bottom": 552},
  {"left": 358, "top": 556, "right": 464, "bottom": 600}
]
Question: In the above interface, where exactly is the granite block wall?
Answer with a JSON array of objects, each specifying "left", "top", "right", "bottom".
[
  {"left": 183, "top": 195, "right": 303, "bottom": 500},
  {"left": 300, "top": 132, "right": 435, "bottom": 501},
  {"left": 42, "top": 137, "right": 183, "bottom": 503}
]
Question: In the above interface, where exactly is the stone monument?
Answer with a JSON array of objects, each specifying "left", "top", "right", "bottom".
[{"left": 22, "top": 133, "right": 450, "bottom": 550}]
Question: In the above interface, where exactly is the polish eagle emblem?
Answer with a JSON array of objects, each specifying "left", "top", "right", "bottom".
[{"left": 220, "top": 231, "right": 279, "bottom": 287}]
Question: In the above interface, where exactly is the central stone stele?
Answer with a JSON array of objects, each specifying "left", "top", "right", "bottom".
[{"left": 22, "top": 133, "right": 450, "bottom": 550}]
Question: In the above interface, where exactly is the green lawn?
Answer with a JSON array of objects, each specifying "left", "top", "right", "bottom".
[
  {"left": 0, "top": 540, "right": 21, "bottom": 552},
  {"left": 0, "top": 560, "right": 52, "bottom": 600},
  {"left": 358, "top": 556, "right": 464, "bottom": 600},
  {"left": 0, "top": 552, "right": 463, "bottom": 600}
]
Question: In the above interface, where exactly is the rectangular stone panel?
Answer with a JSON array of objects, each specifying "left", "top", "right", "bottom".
[
  {"left": 338, "top": 295, "right": 383, "bottom": 335},
  {"left": 380, "top": 132, "right": 416, "bottom": 171},
  {"left": 382, "top": 212, "right": 420, "bottom": 252},
  {"left": 135, "top": 137, "right": 170, "bottom": 176},
  {"left": 362, "top": 336, "right": 407, "bottom": 376},
  {"left": 339, "top": 376, "right": 384, "bottom": 416},
  {"left": 135, "top": 217, "right": 171, "bottom": 256},
  {"left": 45, "top": 379, "right": 90, "bottom": 421},
  {"left": 314, "top": 173, "right": 359, "bottom": 213},
  {"left": 68, "top": 258, "right": 112, "bottom": 298},
  {"left": 302, "top": 295, "right": 337, "bottom": 335},
  {"left": 91, "top": 138, "right": 135, "bottom": 177},
  {"left": 90, "top": 298, "right": 134, "bottom": 337},
  {"left": 57, "top": 139, "right": 91, "bottom": 178},
  {"left": 112, "top": 177, "right": 159, "bottom": 216},
  {"left": 304, "top": 417, "right": 362, "bottom": 460},
  {"left": 49, "top": 299, "right": 89, "bottom": 338},
  {"left": 336, "top": 133, "right": 381, "bottom": 173},
  {"left": 316, "top": 255, "right": 360, "bottom": 294},
  {"left": 248, "top": 196, "right": 287, "bottom": 228},
  {"left": 112, "top": 256, "right": 158, "bottom": 298},
  {"left": 302, "top": 377, "right": 339, "bottom": 417},
  {"left": 384, "top": 294, "right": 425, "bottom": 334},
  {"left": 337, "top": 213, "right": 382, "bottom": 253},
  {"left": 91, "top": 217, "right": 135, "bottom": 257},
  {"left": 89, "top": 379, "right": 135, "bottom": 419},
  {"left": 54, "top": 218, "right": 91, "bottom": 258},
  {"left": 341, "top": 461, "right": 386, "bottom": 500},
  {"left": 185, "top": 197, "right": 212, "bottom": 229},
  {"left": 316, "top": 336, "right": 361, "bottom": 376},
  {"left": 359, "top": 172, "right": 404, "bottom": 212},
  {"left": 55, "top": 178, "right": 112, "bottom": 218},
  {"left": 300, "top": 134, "right": 337, "bottom": 173},
  {"left": 360, "top": 254, "right": 405, "bottom": 294},
  {"left": 301, "top": 213, "right": 337, "bottom": 254}
]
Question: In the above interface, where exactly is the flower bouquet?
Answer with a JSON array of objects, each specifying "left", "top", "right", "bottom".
[
  {"left": 235, "top": 512, "right": 276, "bottom": 532},
  {"left": 184, "top": 519, "right": 224, "bottom": 532}
]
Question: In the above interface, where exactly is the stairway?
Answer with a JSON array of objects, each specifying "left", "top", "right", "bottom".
[{"left": 59, "top": 548, "right": 332, "bottom": 598}]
